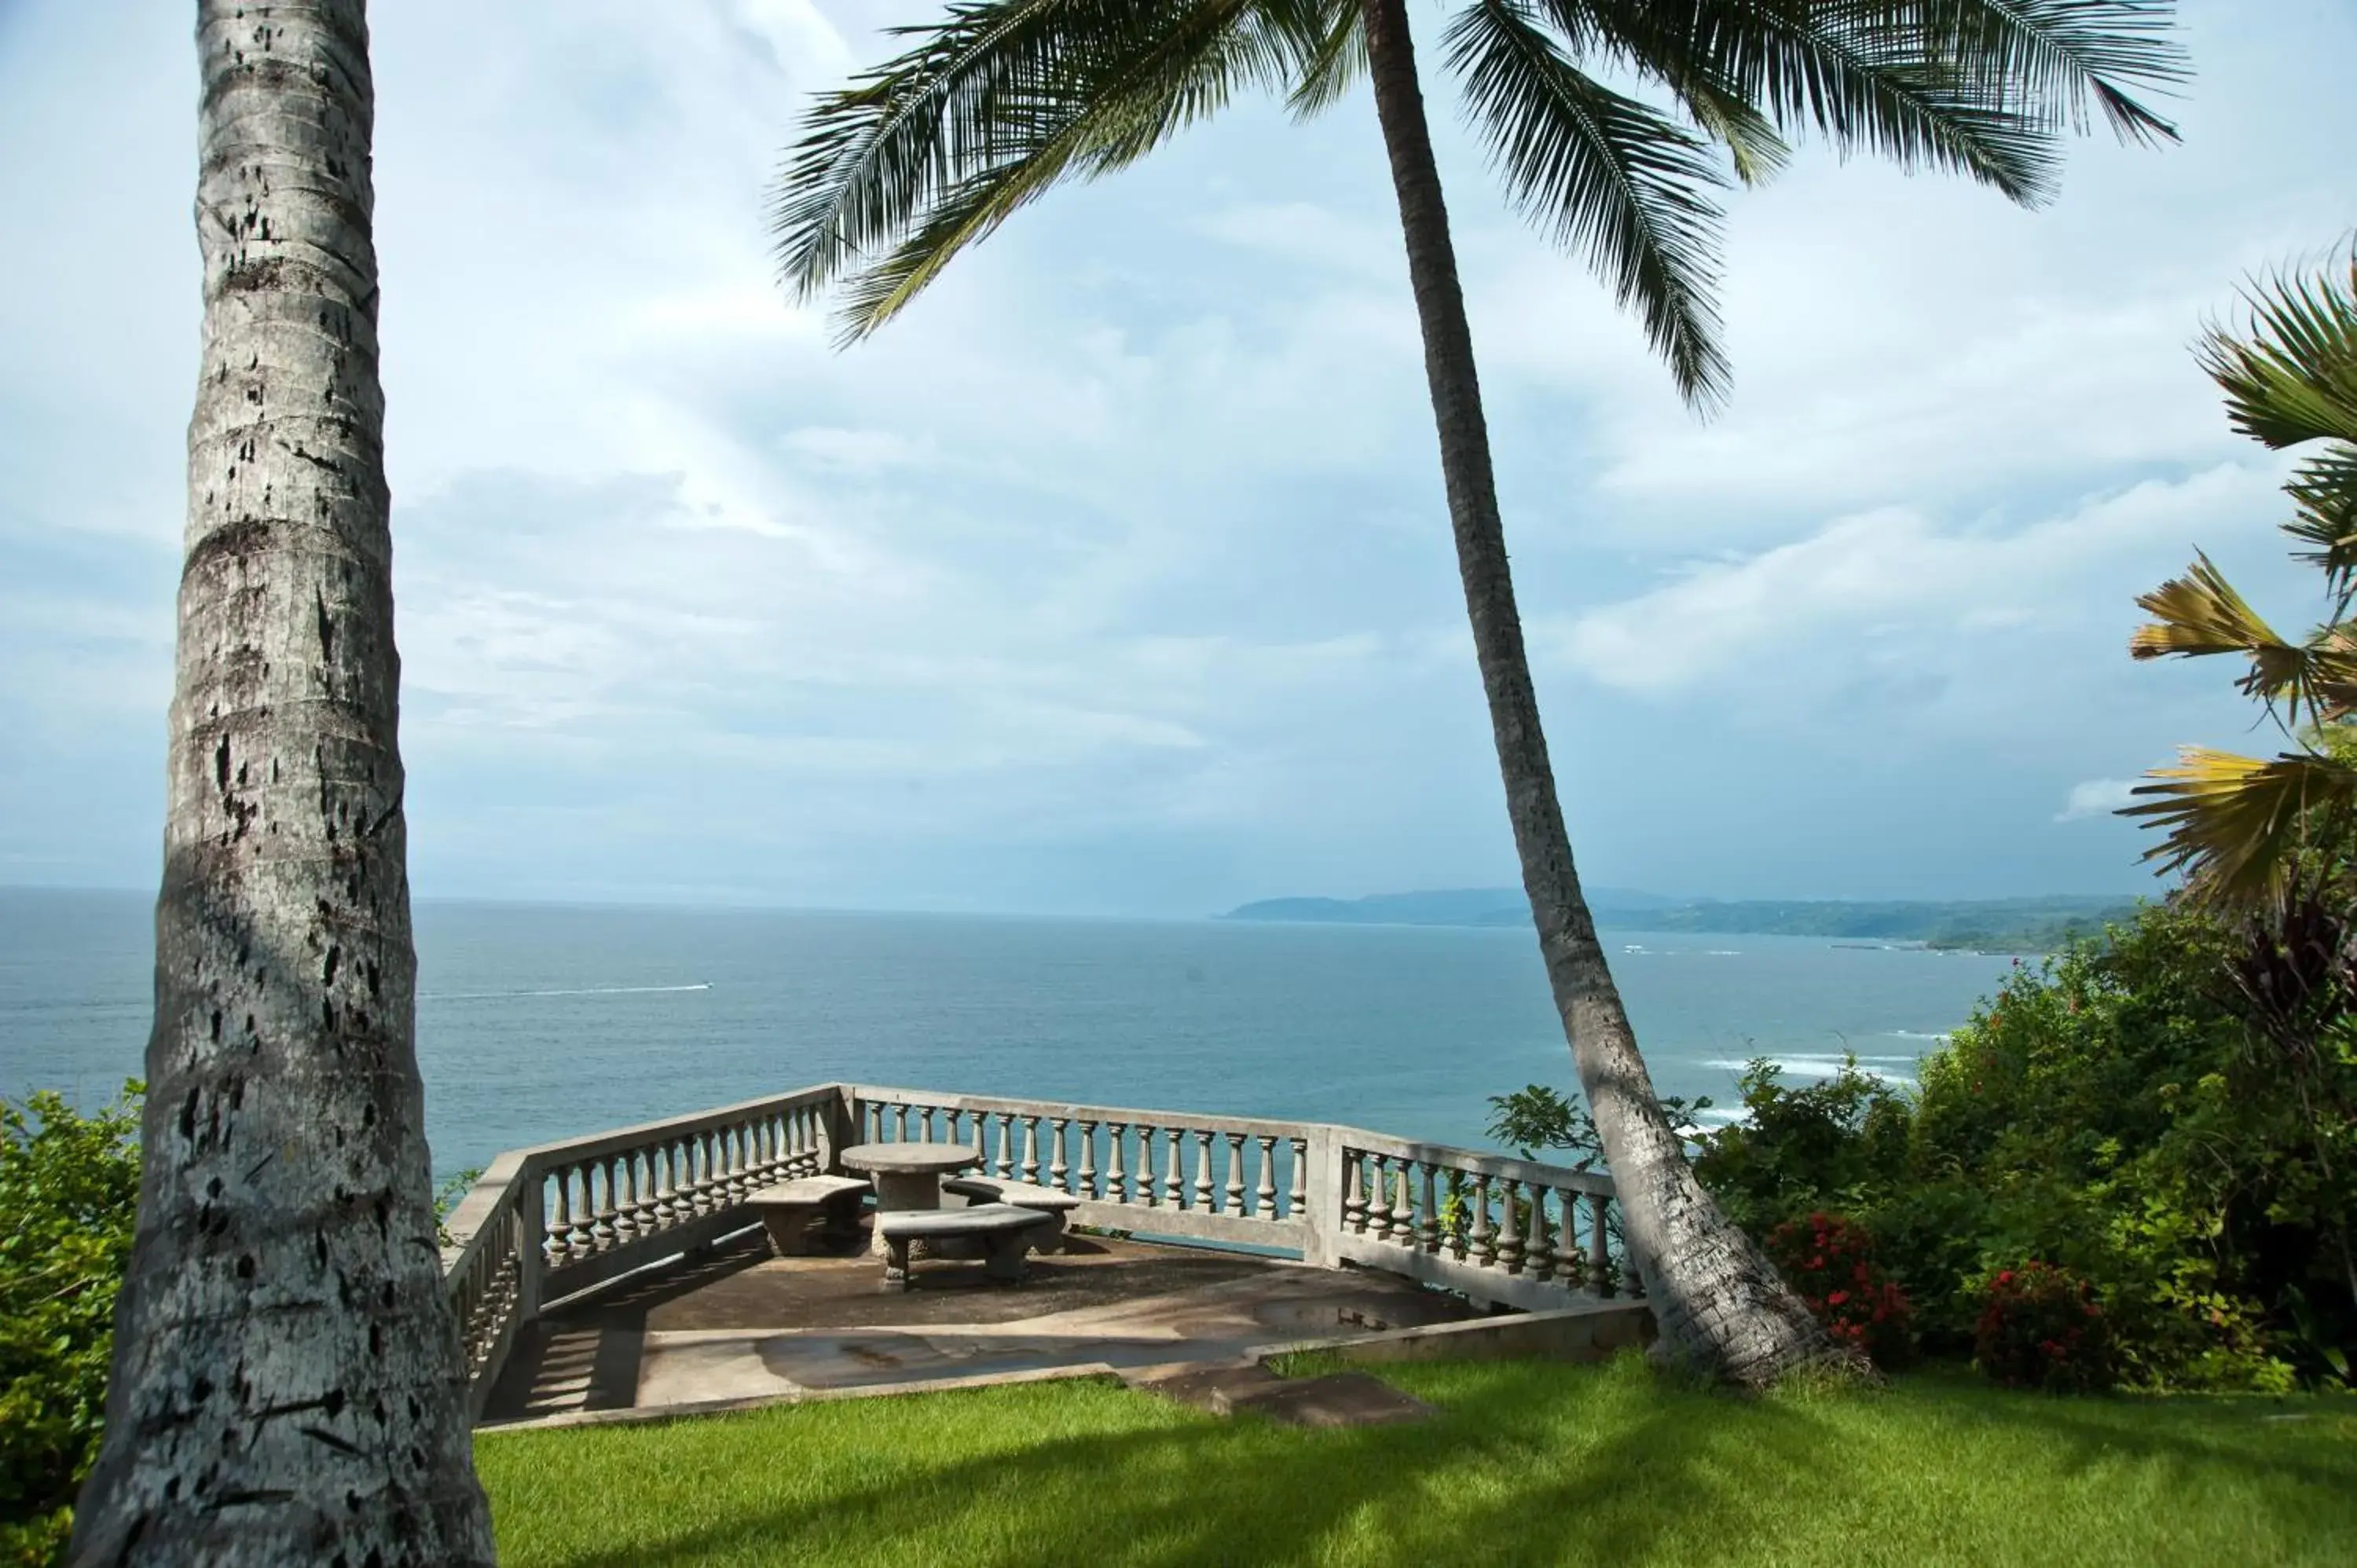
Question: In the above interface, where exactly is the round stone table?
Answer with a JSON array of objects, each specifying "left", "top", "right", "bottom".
[{"left": 839, "top": 1142, "right": 984, "bottom": 1255}]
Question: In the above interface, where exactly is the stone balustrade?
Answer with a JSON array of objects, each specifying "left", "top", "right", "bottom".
[{"left": 441, "top": 1081, "right": 1639, "bottom": 1416}]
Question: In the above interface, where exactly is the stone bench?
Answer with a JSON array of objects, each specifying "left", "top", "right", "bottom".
[
  {"left": 940, "top": 1176, "right": 1083, "bottom": 1252},
  {"left": 873, "top": 1203, "right": 1054, "bottom": 1290},
  {"left": 745, "top": 1174, "right": 870, "bottom": 1257}
]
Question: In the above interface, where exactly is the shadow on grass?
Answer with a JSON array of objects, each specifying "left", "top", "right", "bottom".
[
  {"left": 486, "top": 1359, "right": 2357, "bottom": 1568},
  {"left": 497, "top": 1361, "right": 1833, "bottom": 1568},
  {"left": 1887, "top": 1368, "right": 2357, "bottom": 1493}
]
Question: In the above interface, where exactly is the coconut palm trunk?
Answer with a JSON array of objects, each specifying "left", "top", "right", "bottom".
[
  {"left": 71, "top": 3, "right": 496, "bottom": 1562},
  {"left": 1356, "top": 0, "right": 1830, "bottom": 1382}
]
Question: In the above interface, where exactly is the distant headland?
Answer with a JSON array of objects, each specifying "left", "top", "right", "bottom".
[{"left": 1217, "top": 888, "right": 2145, "bottom": 953}]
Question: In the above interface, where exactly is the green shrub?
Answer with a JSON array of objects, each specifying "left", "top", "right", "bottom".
[
  {"left": 1518, "top": 896, "right": 2357, "bottom": 1390},
  {"left": 1, "top": 1084, "right": 141, "bottom": 1566},
  {"left": 1766, "top": 1211, "right": 1915, "bottom": 1369},
  {"left": 1974, "top": 1261, "right": 2117, "bottom": 1394}
]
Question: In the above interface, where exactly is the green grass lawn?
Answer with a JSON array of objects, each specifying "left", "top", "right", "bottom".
[{"left": 477, "top": 1355, "right": 2357, "bottom": 1568}]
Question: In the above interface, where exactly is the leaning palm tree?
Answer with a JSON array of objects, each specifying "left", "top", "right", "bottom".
[
  {"left": 2123, "top": 244, "right": 2357, "bottom": 907},
  {"left": 770, "top": 0, "right": 2186, "bottom": 1383},
  {"left": 71, "top": 4, "right": 496, "bottom": 1563}
]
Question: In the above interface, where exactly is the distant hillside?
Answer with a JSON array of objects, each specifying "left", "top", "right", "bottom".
[
  {"left": 1219, "top": 888, "right": 2143, "bottom": 951},
  {"left": 1221, "top": 887, "right": 1678, "bottom": 928}
]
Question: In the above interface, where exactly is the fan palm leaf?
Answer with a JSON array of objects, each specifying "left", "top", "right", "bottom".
[
  {"left": 2122, "top": 746, "right": 2357, "bottom": 904},
  {"left": 2127, "top": 550, "right": 2348, "bottom": 726}
]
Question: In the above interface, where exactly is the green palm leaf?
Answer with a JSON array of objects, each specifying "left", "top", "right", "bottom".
[
  {"left": 772, "top": 0, "right": 1319, "bottom": 339},
  {"left": 1446, "top": 0, "right": 1732, "bottom": 406},
  {"left": 2197, "top": 249, "right": 2357, "bottom": 452},
  {"left": 2121, "top": 746, "right": 2357, "bottom": 905}
]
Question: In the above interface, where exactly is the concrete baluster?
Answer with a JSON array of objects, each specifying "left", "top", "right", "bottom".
[
  {"left": 1469, "top": 1173, "right": 1496, "bottom": 1266},
  {"left": 1050, "top": 1118, "right": 1071, "bottom": 1193},
  {"left": 548, "top": 1167, "right": 577, "bottom": 1264},
  {"left": 1223, "top": 1133, "right": 1246, "bottom": 1216},
  {"left": 591, "top": 1159, "right": 618, "bottom": 1253},
  {"left": 1418, "top": 1163, "right": 1440, "bottom": 1254},
  {"left": 1496, "top": 1179, "right": 1526, "bottom": 1274},
  {"left": 1553, "top": 1189, "right": 1583, "bottom": 1288},
  {"left": 893, "top": 1103, "right": 910, "bottom": 1141},
  {"left": 1589, "top": 1192, "right": 1614, "bottom": 1296},
  {"left": 1390, "top": 1160, "right": 1417, "bottom": 1247},
  {"left": 614, "top": 1154, "right": 640, "bottom": 1243},
  {"left": 1022, "top": 1118, "right": 1043, "bottom": 1185},
  {"left": 1106, "top": 1122, "right": 1130, "bottom": 1203},
  {"left": 1288, "top": 1137, "right": 1308, "bottom": 1220},
  {"left": 1135, "top": 1125, "right": 1157, "bottom": 1206},
  {"left": 1077, "top": 1119, "right": 1098, "bottom": 1198},
  {"left": 1524, "top": 1185, "right": 1554, "bottom": 1280},
  {"left": 1255, "top": 1136, "right": 1277, "bottom": 1218},
  {"left": 1190, "top": 1130, "right": 1213, "bottom": 1210},
  {"left": 1342, "top": 1150, "right": 1368, "bottom": 1233}
]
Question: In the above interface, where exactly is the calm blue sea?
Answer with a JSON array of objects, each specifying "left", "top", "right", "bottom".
[{"left": 0, "top": 888, "right": 2021, "bottom": 1181}]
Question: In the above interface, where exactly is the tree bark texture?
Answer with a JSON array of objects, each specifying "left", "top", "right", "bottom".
[
  {"left": 71, "top": 5, "right": 497, "bottom": 1562},
  {"left": 1354, "top": 0, "right": 1839, "bottom": 1385}
]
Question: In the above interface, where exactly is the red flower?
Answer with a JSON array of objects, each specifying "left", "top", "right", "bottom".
[{"left": 1827, "top": 1290, "right": 1849, "bottom": 1307}]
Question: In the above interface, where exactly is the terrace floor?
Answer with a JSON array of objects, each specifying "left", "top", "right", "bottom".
[{"left": 482, "top": 1225, "right": 1490, "bottom": 1427}]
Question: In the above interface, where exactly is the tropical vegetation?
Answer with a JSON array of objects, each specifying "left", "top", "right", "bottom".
[
  {"left": 1616, "top": 893, "right": 2357, "bottom": 1390},
  {"left": 1, "top": 1088, "right": 139, "bottom": 1567},
  {"left": 768, "top": 0, "right": 2189, "bottom": 1384},
  {"left": 2122, "top": 244, "right": 2357, "bottom": 906}
]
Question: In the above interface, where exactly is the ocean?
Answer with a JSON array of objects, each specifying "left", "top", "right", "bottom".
[{"left": 0, "top": 887, "right": 2022, "bottom": 1181}]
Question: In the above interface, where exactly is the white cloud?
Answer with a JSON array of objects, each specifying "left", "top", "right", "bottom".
[
  {"left": 2056, "top": 779, "right": 2143, "bottom": 822},
  {"left": 1545, "top": 462, "right": 2286, "bottom": 699}
]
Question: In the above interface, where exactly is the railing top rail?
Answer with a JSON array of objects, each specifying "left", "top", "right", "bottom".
[
  {"left": 440, "top": 1150, "right": 533, "bottom": 1273},
  {"left": 846, "top": 1083, "right": 1321, "bottom": 1142},
  {"left": 499, "top": 1081, "right": 849, "bottom": 1169},
  {"left": 1332, "top": 1124, "right": 1615, "bottom": 1196}
]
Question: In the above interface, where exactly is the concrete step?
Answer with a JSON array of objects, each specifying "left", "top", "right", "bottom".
[{"left": 1128, "top": 1361, "right": 1435, "bottom": 1428}]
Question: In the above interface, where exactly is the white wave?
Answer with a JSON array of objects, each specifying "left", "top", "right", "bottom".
[
  {"left": 1702, "top": 1055, "right": 1916, "bottom": 1086},
  {"left": 1886, "top": 1029, "right": 1952, "bottom": 1042},
  {"left": 1705, "top": 949, "right": 1741, "bottom": 956},
  {"left": 423, "top": 983, "right": 711, "bottom": 1001}
]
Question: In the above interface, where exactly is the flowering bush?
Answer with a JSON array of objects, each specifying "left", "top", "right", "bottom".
[
  {"left": 1974, "top": 1261, "right": 2116, "bottom": 1393},
  {"left": 1767, "top": 1211, "right": 1915, "bottom": 1368}
]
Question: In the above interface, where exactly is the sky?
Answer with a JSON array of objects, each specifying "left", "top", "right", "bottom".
[{"left": 0, "top": 0, "right": 2351, "bottom": 918}]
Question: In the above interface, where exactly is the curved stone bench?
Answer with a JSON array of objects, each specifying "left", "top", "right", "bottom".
[
  {"left": 940, "top": 1176, "right": 1084, "bottom": 1252},
  {"left": 746, "top": 1174, "right": 869, "bottom": 1257},
  {"left": 873, "top": 1202, "right": 1054, "bottom": 1290}
]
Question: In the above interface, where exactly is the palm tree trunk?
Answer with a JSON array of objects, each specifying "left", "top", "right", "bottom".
[
  {"left": 1354, "top": 0, "right": 1839, "bottom": 1385},
  {"left": 71, "top": 4, "right": 496, "bottom": 1561}
]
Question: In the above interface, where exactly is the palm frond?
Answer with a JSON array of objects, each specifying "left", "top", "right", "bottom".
[
  {"left": 2128, "top": 551, "right": 2326, "bottom": 721},
  {"left": 1446, "top": 0, "right": 1731, "bottom": 407},
  {"left": 1532, "top": 2, "right": 1791, "bottom": 186},
  {"left": 1574, "top": 0, "right": 2055, "bottom": 204},
  {"left": 771, "top": 0, "right": 1311, "bottom": 337},
  {"left": 2195, "top": 247, "right": 2357, "bottom": 452},
  {"left": 1907, "top": 0, "right": 2188, "bottom": 146},
  {"left": 2120, "top": 745, "right": 2357, "bottom": 907},
  {"left": 2282, "top": 445, "right": 2357, "bottom": 607},
  {"left": 1281, "top": 0, "right": 1364, "bottom": 119}
]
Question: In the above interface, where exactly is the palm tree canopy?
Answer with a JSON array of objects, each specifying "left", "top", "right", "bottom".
[
  {"left": 2124, "top": 245, "right": 2357, "bottom": 907},
  {"left": 770, "top": 0, "right": 2186, "bottom": 406}
]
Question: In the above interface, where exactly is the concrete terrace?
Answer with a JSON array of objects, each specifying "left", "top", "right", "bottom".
[
  {"left": 444, "top": 1083, "right": 1656, "bottom": 1428},
  {"left": 482, "top": 1227, "right": 1491, "bottom": 1425}
]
